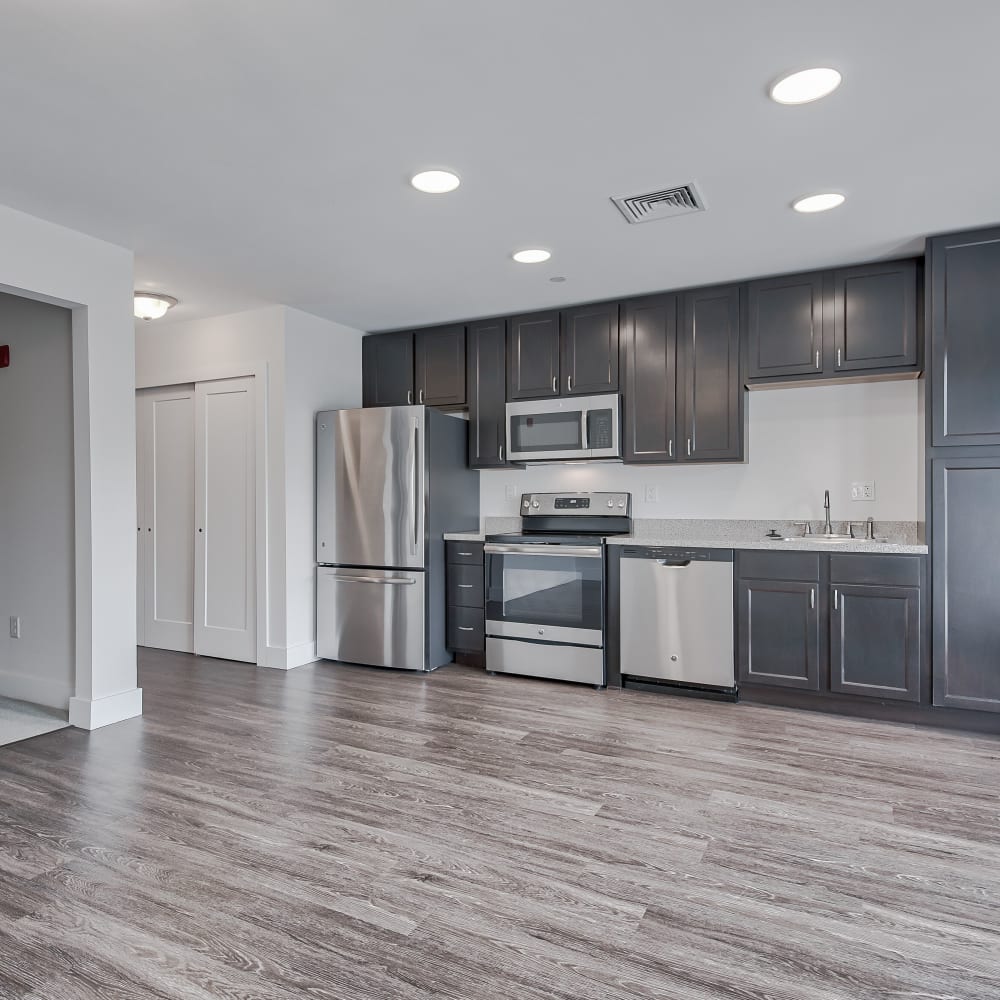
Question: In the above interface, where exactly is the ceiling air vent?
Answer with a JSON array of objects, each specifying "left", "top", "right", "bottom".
[{"left": 611, "top": 183, "right": 705, "bottom": 225}]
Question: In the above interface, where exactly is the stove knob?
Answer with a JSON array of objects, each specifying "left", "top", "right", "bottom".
[
  {"left": 522, "top": 500, "right": 530, "bottom": 508},
  {"left": 618, "top": 501, "right": 625, "bottom": 508},
  {"left": 531, "top": 500, "right": 540, "bottom": 508},
  {"left": 607, "top": 499, "right": 614, "bottom": 508}
]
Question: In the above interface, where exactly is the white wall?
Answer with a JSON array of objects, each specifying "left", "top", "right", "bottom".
[
  {"left": 482, "top": 380, "right": 923, "bottom": 523},
  {"left": 0, "top": 293, "right": 75, "bottom": 709},
  {"left": 0, "top": 203, "right": 139, "bottom": 729},
  {"left": 283, "top": 308, "right": 363, "bottom": 664}
]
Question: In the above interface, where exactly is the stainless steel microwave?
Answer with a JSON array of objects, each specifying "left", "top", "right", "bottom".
[{"left": 505, "top": 393, "right": 621, "bottom": 462}]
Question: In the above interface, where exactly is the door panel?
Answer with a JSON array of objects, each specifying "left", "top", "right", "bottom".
[
  {"left": 746, "top": 273, "right": 824, "bottom": 378},
  {"left": 507, "top": 311, "right": 560, "bottom": 400},
  {"left": 414, "top": 324, "right": 466, "bottom": 407},
  {"left": 317, "top": 566, "right": 425, "bottom": 669},
  {"left": 317, "top": 406, "right": 424, "bottom": 569},
  {"left": 738, "top": 579, "right": 821, "bottom": 690},
  {"left": 621, "top": 294, "right": 677, "bottom": 464},
  {"left": 194, "top": 377, "right": 256, "bottom": 663},
  {"left": 467, "top": 319, "right": 509, "bottom": 468},
  {"left": 561, "top": 302, "right": 620, "bottom": 395},
  {"left": 362, "top": 331, "right": 415, "bottom": 407},
  {"left": 833, "top": 261, "right": 917, "bottom": 372},
  {"left": 136, "top": 387, "right": 195, "bottom": 653},
  {"left": 680, "top": 284, "right": 743, "bottom": 461},
  {"left": 932, "top": 456, "right": 1000, "bottom": 711},
  {"left": 929, "top": 229, "right": 1000, "bottom": 446},
  {"left": 830, "top": 584, "right": 921, "bottom": 701}
]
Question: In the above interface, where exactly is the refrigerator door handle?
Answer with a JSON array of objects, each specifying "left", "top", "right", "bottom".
[
  {"left": 412, "top": 422, "right": 420, "bottom": 553},
  {"left": 326, "top": 574, "right": 416, "bottom": 586}
]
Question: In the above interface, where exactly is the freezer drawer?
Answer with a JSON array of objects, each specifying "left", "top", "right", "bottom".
[
  {"left": 620, "top": 550, "right": 735, "bottom": 688},
  {"left": 317, "top": 566, "right": 425, "bottom": 670}
]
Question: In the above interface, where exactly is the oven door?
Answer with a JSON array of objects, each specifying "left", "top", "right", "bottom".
[
  {"left": 484, "top": 543, "right": 604, "bottom": 646},
  {"left": 505, "top": 394, "right": 620, "bottom": 462}
]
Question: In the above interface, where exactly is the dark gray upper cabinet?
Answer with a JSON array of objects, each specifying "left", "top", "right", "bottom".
[
  {"left": 932, "top": 454, "right": 1000, "bottom": 713},
  {"left": 680, "top": 284, "right": 743, "bottom": 462},
  {"left": 738, "top": 577, "right": 821, "bottom": 690},
  {"left": 507, "top": 311, "right": 561, "bottom": 400},
  {"left": 414, "top": 324, "right": 466, "bottom": 408},
  {"left": 929, "top": 227, "right": 1000, "bottom": 447},
  {"left": 467, "top": 318, "right": 512, "bottom": 468},
  {"left": 560, "top": 302, "right": 620, "bottom": 395},
  {"left": 833, "top": 260, "right": 918, "bottom": 373},
  {"left": 362, "top": 331, "right": 414, "bottom": 407},
  {"left": 746, "top": 272, "right": 824, "bottom": 379},
  {"left": 829, "top": 582, "right": 921, "bottom": 702},
  {"left": 620, "top": 294, "right": 678, "bottom": 463}
]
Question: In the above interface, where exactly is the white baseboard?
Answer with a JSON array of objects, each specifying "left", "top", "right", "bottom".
[
  {"left": 0, "top": 670, "right": 72, "bottom": 712},
  {"left": 69, "top": 688, "right": 143, "bottom": 730},
  {"left": 263, "top": 641, "right": 319, "bottom": 670}
]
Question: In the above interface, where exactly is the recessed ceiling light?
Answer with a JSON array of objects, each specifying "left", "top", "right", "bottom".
[
  {"left": 512, "top": 248, "right": 551, "bottom": 264},
  {"left": 792, "top": 192, "right": 846, "bottom": 213},
  {"left": 410, "top": 170, "right": 460, "bottom": 194},
  {"left": 133, "top": 292, "right": 178, "bottom": 320},
  {"left": 770, "top": 67, "right": 842, "bottom": 105}
]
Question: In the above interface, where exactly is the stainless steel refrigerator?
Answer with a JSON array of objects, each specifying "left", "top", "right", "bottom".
[{"left": 316, "top": 405, "right": 479, "bottom": 671}]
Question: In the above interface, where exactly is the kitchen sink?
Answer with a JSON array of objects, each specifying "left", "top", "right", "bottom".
[{"left": 780, "top": 534, "right": 854, "bottom": 543}]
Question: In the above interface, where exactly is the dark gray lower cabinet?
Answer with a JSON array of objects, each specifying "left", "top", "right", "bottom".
[
  {"left": 830, "top": 583, "right": 921, "bottom": 702},
  {"left": 932, "top": 455, "right": 1000, "bottom": 712},
  {"left": 446, "top": 542, "right": 485, "bottom": 654},
  {"left": 738, "top": 577, "right": 821, "bottom": 690}
]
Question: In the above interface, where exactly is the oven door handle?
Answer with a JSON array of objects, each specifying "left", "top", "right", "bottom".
[{"left": 484, "top": 543, "right": 603, "bottom": 558}]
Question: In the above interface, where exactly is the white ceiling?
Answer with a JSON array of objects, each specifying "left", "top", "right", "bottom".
[{"left": 1, "top": 1, "right": 998, "bottom": 332}]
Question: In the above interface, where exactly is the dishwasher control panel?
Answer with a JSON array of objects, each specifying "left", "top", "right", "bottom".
[{"left": 621, "top": 546, "right": 733, "bottom": 562}]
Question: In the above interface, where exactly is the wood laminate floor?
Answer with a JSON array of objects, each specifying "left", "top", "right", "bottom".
[{"left": 2, "top": 649, "right": 999, "bottom": 999}]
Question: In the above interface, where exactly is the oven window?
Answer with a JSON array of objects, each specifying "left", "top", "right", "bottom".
[
  {"left": 486, "top": 552, "right": 603, "bottom": 631},
  {"left": 509, "top": 411, "right": 583, "bottom": 453}
]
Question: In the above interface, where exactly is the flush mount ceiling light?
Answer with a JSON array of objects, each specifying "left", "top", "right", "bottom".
[
  {"left": 133, "top": 292, "right": 178, "bottom": 320},
  {"left": 410, "top": 169, "right": 461, "bottom": 193},
  {"left": 792, "top": 192, "right": 846, "bottom": 213},
  {"left": 512, "top": 248, "right": 551, "bottom": 264},
  {"left": 770, "top": 67, "right": 842, "bottom": 105}
]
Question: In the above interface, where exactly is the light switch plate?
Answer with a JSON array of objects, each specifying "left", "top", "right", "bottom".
[
  {"left": 9, "top": 616, "right": 20, "bottom": 639},
  {"left": 850, "top": 481, "right": 876, "bottom": 501},
  {"left": 644, "top": 485, "right": 659, "bottom": 503},
  {"left": 505, "top": 484, "right": 517, "bottom": 501}
]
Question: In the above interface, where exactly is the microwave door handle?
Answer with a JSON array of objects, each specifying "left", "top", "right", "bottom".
[{"left": 581, "top": 409, "right": 589, "bottom": 450}]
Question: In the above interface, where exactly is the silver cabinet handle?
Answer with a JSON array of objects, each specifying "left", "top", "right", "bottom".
[
  {"left": 407, "top": 389, "right": 413, "bottom": 404},
  {"left": 457, "top": 626, "right": 474, "bottom": 632},
  {"left": 499, "top": 443, "right": 504, "bottom": 462},
  {"left": 836, "top": 348, "right": 842, "bottom": 367},
  {"left": 552, "top": 376, "right": 557, "bottom": 393},
  {"left": 567, "top": 375, "right": 573, "bottom": 392},
  {"left": 328, "top": 574, "right": 416, "bottom": 585},
  {"left": 815, "top": 350, "right": 820, "bottom": 370},
  {"left": 668, "top": 439, "right": 673, "bottom": 458},
  {"left": 810, "top": 588, "right": 815, "bottom": 609},
  {"left": 419, "top": 388, "right": 425, "bottom": 403},
  {"left": 457, "top": 551, "right": 473, "bottom": 556},
  {"left": 484, "top": 543, "right": 602, "bottom": 558},
  {"left": 687, "top": 438, "right": 692, "bottom": 456},
  {"left": 457, "top": 584, "right": 475, "bottom": 589},
  {"left": 833, "top": 588, "right": 839, "bottom": 610}
]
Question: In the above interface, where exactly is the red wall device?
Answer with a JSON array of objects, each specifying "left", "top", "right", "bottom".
[{"left": 0, "top": 345, "right": 9, "bottom": 368}]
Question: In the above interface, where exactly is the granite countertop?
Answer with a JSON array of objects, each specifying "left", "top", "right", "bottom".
[{"left": 444, "top": 518, "right": 927, "bottom": 554}]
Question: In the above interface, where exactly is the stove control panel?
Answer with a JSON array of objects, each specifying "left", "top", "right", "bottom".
[{"left": 521, "top": 492, "right": 631, "bottom": 516}]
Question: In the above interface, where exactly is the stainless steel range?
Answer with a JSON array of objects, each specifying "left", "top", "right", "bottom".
[{"left": 484, "top": 492, "right": 631, "bottom": 687}]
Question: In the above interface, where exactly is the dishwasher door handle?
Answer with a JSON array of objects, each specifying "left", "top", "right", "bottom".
[{"left": 656, "top": 560, "right": 692, "bottom": 568}]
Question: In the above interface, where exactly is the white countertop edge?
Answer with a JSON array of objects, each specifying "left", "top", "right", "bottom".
[
  {"left": 606, "top": 536, "right": 927, "bottom": 555},
  {"left": 443, "top": 531, "right": 487, "bottom": 541}
]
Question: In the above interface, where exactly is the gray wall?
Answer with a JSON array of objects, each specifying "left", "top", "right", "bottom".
[{"left": 0, "top": 291, "right": 74, "bottom": 709}]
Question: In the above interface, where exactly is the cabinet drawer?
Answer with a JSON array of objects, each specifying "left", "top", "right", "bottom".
[
  {"left": 448, "top": 563, "right": 484, "bottom": 607},
  {"left": 829, "top": 554, "right": 922, "bottom": 587},
  {"left": 738, "top": 551, "right": 821, "bottom": 582},
  {"left": 446, "top": 540, "right": 484, "bottom": 565},
  {"left": 448, "top": 606, "right": 485, "bottom": 652}
]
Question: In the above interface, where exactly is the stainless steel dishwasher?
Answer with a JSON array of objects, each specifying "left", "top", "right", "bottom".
[{"left": 619, "top": 546, "right": 736, "bottom": 696}]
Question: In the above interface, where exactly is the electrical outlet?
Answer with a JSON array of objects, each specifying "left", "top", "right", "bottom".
[
  {"left": 643, "top": 485, "right": 659, "bottom": 503},
  {"left": 850, "top": 481, "right": 876, "bottom": 502},
  {"left": 505, "top": 483, "right": 516, "bottom": 501},
  {"left": 9, "top": 616, "right": 20, "bottom": 639}
]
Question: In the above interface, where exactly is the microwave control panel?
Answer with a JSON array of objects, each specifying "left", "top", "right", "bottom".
[{"left": 588, "top": 409, "right": 614, "bottom": 449}]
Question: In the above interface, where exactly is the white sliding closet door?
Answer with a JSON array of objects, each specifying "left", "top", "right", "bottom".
[
  {"left": 136, "top": 386, "right": 196, "bottom": 653},
  {"left": 194, "top": 377, "right": 257, "bottom": 662}
]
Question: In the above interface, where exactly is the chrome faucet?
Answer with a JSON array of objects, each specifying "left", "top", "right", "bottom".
[{"left": 823, "top": 489, "right": 833, "bottom": 535}]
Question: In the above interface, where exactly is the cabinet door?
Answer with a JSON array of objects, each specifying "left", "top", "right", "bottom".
[
  {"left": 620, "top": 294, "right": 677, "bottom": 463},
  {"left": 507, "top": 311, "right": 560, "bottom": 400},
  {"left": 738, "top": 578, "right": 821, "bottom": 689},
  {"left": 929, "top": 228, "right": 1000, "bottom": 446},
  {"left": 932, "top": 455, "right": 1000, "bottom": 712},
  {"left": 746, "top": 273, "right": 824, "bottom": 379},
  {"left": 679, "top": 284, "right": 743, "bottom": 462},
  {"left": 467, "top": 319, "right": 511, "bottom": 468},
  {"left": 414, "top": 324, "right": 466, "bottom": 407},
  {"left": 560, "top": 302, "right": 620, "bottom": 395},
  {"left": 362, "top": 331, "right": 414, "bottom": 407},
  {"left": 830, "top": 584, "right": 921, "bottom": 701},
  {"left": 832, "top": 261, "right": 918, "bottom": 373}
]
